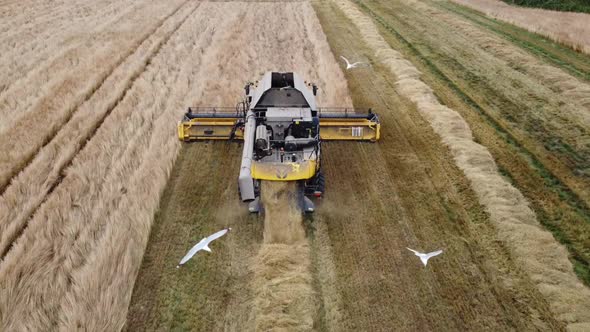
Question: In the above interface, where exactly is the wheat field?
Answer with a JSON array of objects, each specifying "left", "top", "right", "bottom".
[
  {"left": 0, "top": 0, "right": 192, "bottom": 190},
  {"left": 1, "top": 0, "right": 590, "bottom": 330},
  {"left": 0, "top": 0, "right": 200, "bottom": 329}
]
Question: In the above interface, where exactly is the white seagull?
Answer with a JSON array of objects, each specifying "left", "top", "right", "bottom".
[
  {"left": 340, "top": 55, "right": 368, "bottom": 70},
  {"left": 177, "top": 228, "right": 231, "bottom": 268},
  {"left": 406, "top": 248, "right": 443, "bottom": 267}
]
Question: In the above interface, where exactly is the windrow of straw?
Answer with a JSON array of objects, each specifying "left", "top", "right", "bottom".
[
  {"left": 331, "top": 0, "right": 590, "bottom": 330},
  {"left": 254, "top": 181, "right": 317, "bottom": 331}
]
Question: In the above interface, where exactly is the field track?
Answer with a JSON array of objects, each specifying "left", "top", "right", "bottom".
[
  {"left": 0, "top": 0, "right": 589, "bottom": 331},
  {"left": 0, "top": 0, "right": 194, "bottom": 190}
]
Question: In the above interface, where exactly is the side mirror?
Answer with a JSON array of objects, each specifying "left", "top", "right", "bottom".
[
  {"left": 244, "top": 84, "right": 250, "bottom": 95},
  {"left": 312, "top": 84, "right": 318, "bottom": 96}
]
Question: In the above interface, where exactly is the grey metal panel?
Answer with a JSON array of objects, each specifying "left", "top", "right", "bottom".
[
  {"left": 249, "top": 72, "right": 317, "bottom": 110},
  {"left": 266, "top": 107, "right": 312, "bottom": 122},
  {"left": 292, "top": 72, "right": 317, "bottom": 110},
  {"left": 249, "top": 72, "right": 273, "bottom": 108},
  {"left": 239, "top": 111, "right": 257, "bottom": 201}
]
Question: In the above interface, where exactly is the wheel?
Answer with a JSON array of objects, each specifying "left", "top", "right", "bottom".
[{"left": 305, "top": 171, "right": 324, "bottom": 197}]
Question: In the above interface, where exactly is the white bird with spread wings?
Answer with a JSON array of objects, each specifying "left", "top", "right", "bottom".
[
  {"left": 340, "top": 55, "right": 369, "bottom": 70},
  {"left": 406, "top": 248, "right": 443, "bottom": 267},
  {"left": 177, "top": 228, "right": 231, "bottom": 268}
]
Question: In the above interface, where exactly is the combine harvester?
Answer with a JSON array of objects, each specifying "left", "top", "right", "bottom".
[{"left": 178, "top": 72, "right": 380, "bottom": 213}]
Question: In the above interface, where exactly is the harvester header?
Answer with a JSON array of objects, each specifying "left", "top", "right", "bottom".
[{"left": 177, "top": 72, "right": 380, "bottom": 213}]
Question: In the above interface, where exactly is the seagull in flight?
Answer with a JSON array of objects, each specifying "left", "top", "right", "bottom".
[
  {"left": 177, "top": 228, "right": 231, "bottom": 268},
  {"left": 406, "top": 248, "right": 443, "bottom": 267},
  {"left": 340, "top": 55, "right": 368, "bottom": 70}
]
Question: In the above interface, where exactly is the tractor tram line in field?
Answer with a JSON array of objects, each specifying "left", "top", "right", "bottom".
[
  {"left": 0, "top": 0, "right": 131, "bottom": 97},
  {"left": 0, "top": 0, "right": 200, "bottom": 260},
  {"left": 0, "top": 0, "right": 210, "bottom": 329},
  {"left": 0, "top": 0, "right": 196, "bottom": 194},
  {"left": 0, "top": 0, "right": 150, "bottom": 134}
]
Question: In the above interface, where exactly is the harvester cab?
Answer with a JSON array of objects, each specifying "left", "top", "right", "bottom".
[{"left": 178, "top": 72, "right": 380, "bottom": 213}]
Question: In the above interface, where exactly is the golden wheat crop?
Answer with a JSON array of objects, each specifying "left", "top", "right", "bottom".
[
  {"left": 0, "top": 0, "right": 197, "bottom": 261},
  {"left": 0, "top": 0, "right": 192, "bottom": 191},
  {"left": 0, "top": 0, "right": 197, "bottom": 329},
  {"left": 0, "top": 0, "right": 127, "bottom": 96}
]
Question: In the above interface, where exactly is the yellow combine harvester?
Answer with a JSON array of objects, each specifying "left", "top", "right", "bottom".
[{"left": 178, "top": 72, "right": 380, "bottom": 213}]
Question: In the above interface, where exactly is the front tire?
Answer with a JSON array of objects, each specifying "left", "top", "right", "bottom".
[{"left": 305, "top": 171, "right": 325, "bottom": 197}]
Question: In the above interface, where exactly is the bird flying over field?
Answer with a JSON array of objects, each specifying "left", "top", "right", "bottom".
[
  {"left": 177, "top": 228, "right": 231, "bottom": 268},
  {"left": 340, "top": 56, "right": 369, "bottom": 70},
  {"left": 406, "top": 248, "right": 443, "bottom": 267}
]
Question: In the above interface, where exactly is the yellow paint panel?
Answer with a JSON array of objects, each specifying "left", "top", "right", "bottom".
[
  {"left": 319, "top": 119, "right": 380, "bottom": 141},
  {"left": 178, "top": 118, "right": 243, "bottom": 141},
  {"left": 251, "top": 161, "right": 316, "bottom": 180}
]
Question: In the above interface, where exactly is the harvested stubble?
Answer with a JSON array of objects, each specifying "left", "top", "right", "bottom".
[
  {"left": 416, "top": 0, "right": 590, "bottom": 113},
  {"left": 332, "top": 0, "right": 590, "bottom": 330},
  {"left": 385, "top": 0, "right": 590, "bottom": 203},
  {"left": 254, "top": 181, "right": 316, "bottom": 331},
  {"left": 451, "top": 0, "right": 590, "bottom": 55},
  {"left": 308, "top": 219, "right": 343, "bottom": 331}
]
